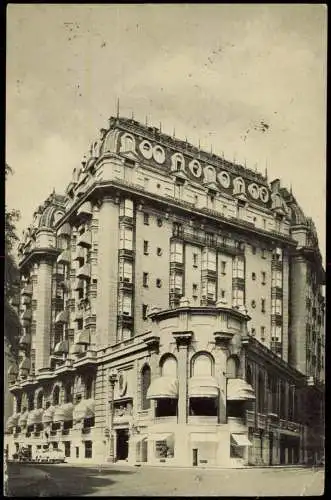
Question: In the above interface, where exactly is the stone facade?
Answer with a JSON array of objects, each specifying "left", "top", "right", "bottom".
[{"left": 5, "top": 116, "right": 325, "bottom": 467}]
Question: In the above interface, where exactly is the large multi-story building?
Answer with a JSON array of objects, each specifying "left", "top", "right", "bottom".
[{"left": 5, "top": 116, "right": 325, "bottom": 468}]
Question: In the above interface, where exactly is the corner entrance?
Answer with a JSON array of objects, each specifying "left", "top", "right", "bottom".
[{"left": 116, "top": 429, "right": 129, "bottom": 461}]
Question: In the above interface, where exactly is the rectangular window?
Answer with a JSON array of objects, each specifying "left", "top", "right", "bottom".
[
  {"left": 119, "top": 294, "right": 132, "bottom": 316},
  {"left": 261, "top": 299, "right": 266, "bottom": 313},
  {"left": 143, "top": 240, "right": 149, "bottom": 255},
  {"left": 207, "top": 280, "right": 216, "bottom": 300},
  {"left": 193, "top": 253, "right": 198, "bottom": 267},
  {"left": 142, "top": 304, "right": 148, "bottom": 320},
  {"left": 205, "top": 232, "right": 215, "bottom": 246},
  {"left": 170, "top": 241, "right": 183, "bottom": 263},
  {"left": 272, "top": 271, "right": 282, "bottom": 288},
  {"left": 120, "top": 199, "right": 133, "bottom": 218},
  {"left": 233, "top": 257, "right": 245, "bottom": 279},
  {"left": 173, "top": 222, "right": 183, "bottom": 237},
  {"left": 221, "top": 261, "right": 226, "bottom": 275},
  {"left": 261, "top": 326, "right": 266, "bottom": 340},
  {"left": 272, "top": 298, "right": 282, "bottom": 315},
  {"left": 262, "top": 219, "right": 266, "bottom": 230},
  {"left": 120, "top": 227, "right": 133, "bottom": 250},
  {"left": 202, "top": 248, "right": 216, "bottom": 271},
  {"left": 261, "top": 272, "right": 266, "bottom": 285},
  {"left": 174, "top": 183, "right": 182, "bottom": 199},
  {"left": 119, "top": 260, "right": 133, "bottom": 283},
  {"left": 143, "top": 213, "right": 149, "bottom": 225},
  {"left": 170, "top": 273, "right": 183, "bottom": 293},
  {"left": 251, "top": 246, "right": 256, "bottom": 255},
  {"left": 84, "top": 441, "right": 92, "bottom": 459},
  {"left": 261, "top": 248, "right": 267, "bottom": 259},
  {"left": 272, "top": 325, "right": 282, "bottom": 341},
  {"left": 232, "top": 289, "right": 244, "bottom": 307},
  {"left": 220, "top": 289, "right": 226, "bottom": 299},
  {"left": 192, "top": 284, "right": 198, "bottom": 297},
  {"left": 143, "top": 272, "right": 149, "bottom": 287}
]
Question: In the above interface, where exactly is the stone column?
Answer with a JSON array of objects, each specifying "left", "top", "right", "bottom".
[
  {"left": 144, "top": 335, "right": 160, "bottom": 420},
  {"left": 172, "top": 332, "right": 192, "bottom": 425}
]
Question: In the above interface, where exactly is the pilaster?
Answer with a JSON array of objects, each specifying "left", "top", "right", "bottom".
[{"left": 172, "top": 331, "right": 192, "bottom": 425}]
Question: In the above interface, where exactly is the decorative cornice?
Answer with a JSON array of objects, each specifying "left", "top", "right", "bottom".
[{"left": 172, "top": 331, "right": 193, "bottom": 346}]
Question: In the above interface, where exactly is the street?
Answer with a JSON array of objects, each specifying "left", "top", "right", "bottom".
[{"left": 7, "top": 462, "right": 325, "bottom": 497}]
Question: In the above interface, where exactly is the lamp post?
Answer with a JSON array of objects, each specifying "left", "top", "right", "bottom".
[{"left": 109, "top": 370, "right": 118, "bottom": 463}]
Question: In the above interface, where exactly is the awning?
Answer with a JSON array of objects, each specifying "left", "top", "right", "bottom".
[
  {"left": 21, "top": 284, "right": 33, "bottom": 296},
  {"left": 43, "top": 406, "right": 55, "bottom": 423},
  {"left": 19, "top": 358, "right": 31, "bottom": 372},
  {"left": 147, "top": 377, "right": 178, "bottom": 399},
  {"left": 57, "top": 223, "right": 71, "bottom": 238},
  {"left": 74, "top": 279, "right": 85, "bottom": 291},
  {"left": 188, "top": 376, "right": 219, "bottom": 398},
  {"left": 18, "top": 412, "right": 29, "bottom": 426},
  {"left": 76, "top": 330, "right": 90, "bottom": 345},
  {"left": 6, "top": 414, "right": 20, "bottom": 429},
  {"left": 27, "top": 409, "right": 44, "bottom": 426},
  {"left": 53, "top": 403, "right": 74, "bottom": 423},
  {"left": 19, "top": 334, "right": 31, "bottom": 347},
  {"left": 190, "top": 433, "right": 219, "bottom": 443},
  {"left": 77, "top": 201, "right": 93, "bottom": 218},
  {"left": 231, "top": 434, "right": 252, "bottom": 447},
  {"left": 21, "top": 310, "right": 32, "bottom": 321},
  {"left": 57, "top": 250, "right": 70, "bottom": 265},
  {"left": 148, "top": 433, "right": 172, "bottom": 441},
  {"left": 55, "top": 310, "right": 69, "bottom": 324},
  {"left": 73, "top": 247, "right": 85, "bottom": 261},
  {"left": 77, "top": 264, "right": 91, "bottom": 280},
  {"left": 69, "top": 343, "right": 85, "bottom": 355},
  {"left": 73, "top": 399, "right": 95, "bottom": 421},
  {"left": 54, "top": 340, "right": 69, "bottom": 354},
  {"left": 227, "top": 378, "right": 255, "bottom": 401},
  {"left": 77, "top": 231, "right": 92, "bottom": 248}
]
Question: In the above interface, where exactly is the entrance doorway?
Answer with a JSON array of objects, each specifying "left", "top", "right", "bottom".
[{"left": 116, "top": 429, "right": 129, "bottom": 461}]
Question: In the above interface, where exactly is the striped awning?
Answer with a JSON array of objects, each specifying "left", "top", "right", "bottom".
[
  {"left": 73, "top": 399, "right": 95, "bottom": 421},
  {"left": 54, "top": 340, "right": 69, "bottom": 354},
  {"left": 188, "top": 376, "right": 219, "bottom": 399},
  {"left": 147, "top": 377, "right": 178, "bottom": 399},
  {"left": 21, "top": 284, "right": 33, "bottom": 296},
  {"left": 231, "top": 433, "right": 252, "bottom": 447},
  {"left": 43, "top": 406, "right": 55, "bottom": 424},
  {"left": 27, "top": 408, "right": 44, "bottom": 426},
  {"left": 6, "top": 414, "right": 20, "bottom": 429},
  {"left": 57, "top": 223, "right": 71, "bottom": 237},
  {"left": 77, "top": 231, "right": 92, "bottom": 248},
  {"left": 227, "top": 378, "right": 256, "bottom": 401},
  {"left": 77, "top": 201, "right": 92, "bottom": 218},
  {"left": 77, "top": 264, "right": 91, "bottom": 280},
  {"left": 53, "top": 403, "right": 74, "bottom": 423},
  {"left": 18, "top": 411, "right": 29, "bottom": 426},
  {"left": 76, "top": 330, "right": 90, "bottom": 345},
  {"left": 57, "top": 250, "right": 70, "bottom": 265},
  {"left": 55, "top": 310, "right": 69, "bottom": 324}
]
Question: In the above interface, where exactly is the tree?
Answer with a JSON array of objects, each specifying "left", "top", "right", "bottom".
[{"left": 5, "top": 163, "right": 21, "bottom": 357}]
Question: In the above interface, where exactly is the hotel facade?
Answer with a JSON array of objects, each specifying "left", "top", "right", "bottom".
[{"left": 5, "top": 116, "right": 325, "bottom": 468}]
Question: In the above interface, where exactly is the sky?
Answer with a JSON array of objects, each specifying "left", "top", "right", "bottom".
[{"left": 6, "top": 4, "right": 327, "bottom": 262}]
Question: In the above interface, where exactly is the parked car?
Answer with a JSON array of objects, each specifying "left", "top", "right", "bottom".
[{"left": 37, "top": 448, "right": 65, "bottom": 464}]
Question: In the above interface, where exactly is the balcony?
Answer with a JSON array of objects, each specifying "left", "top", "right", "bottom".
[
  {"left": 19, "top": 334, "right": 31, "bottom": 348},
  {"left": 169, "top": 261, "right": 184, "bottom": 273},
  {"left": 85, "top": 314, "right": 96, "bottom": 329},
  {"left": 73, "top": 246, "right": 85, "bottom": 262},
  {"left": 118, "top": 278, "right": 133, "bottom": 292},
  {"left": 55, "top": 310, "right": 69, "bottom": 325},
  {"left": 279, "top": 419, "right": 302, "bottom": 435},
  {"left": 57, "top": 222, "right": 71, "bottom": 238},
  {"left": 53, "top": 340, "right": 69, "bottom": 355},
  {"left": 77, "top": 231, "right": 92, "bottom": 248},
  {"left": 232, "top": 277, "right": 245, "bottom": 289},
  {"left": 118, "top": 248, "right": 134, "bottom": 259},
  {"left": 201, "top": 268, "right": 217, "bottom": 280},
  {"left": 76, "top": 201, "right": 93, "bottom": 219},
  {"left": 117, "top": 314, "right": 134, "bottom": 328}
]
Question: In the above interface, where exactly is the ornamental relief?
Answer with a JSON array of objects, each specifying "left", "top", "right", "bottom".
[{"left": 119, "top": 134, "right": 271, "bottom": 204}]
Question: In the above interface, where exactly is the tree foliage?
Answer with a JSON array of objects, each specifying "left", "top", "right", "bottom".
[{"left": 5, "top": 163, "right": 21, "bottom": 357}]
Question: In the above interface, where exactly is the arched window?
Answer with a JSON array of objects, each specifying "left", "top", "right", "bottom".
[
  {"left": 141, "top": 365, "right": 151, "bottom": 410},
  {"left": 28, "top": 393, "right": 34, "bottom": 411},
  {"left": 233, "top": 177, "right": 246, "bottom": 195},
  {"left": 53, "top": 385, "right": 60, "bottom": 406},
  {"left": 226, "top": 356, "right": 240, "bottom": 379},
  {"left": 258, "top": 373, "right": 265, "bottom": 413},
  {"left": 160, "top": 355, "right": 177, "bottom": 377},
  {"left": 36, "top": 391, "right": 44, "bottom": 409},
  {"left": 64, "top": 384, "right": 73, "bottom": 404},
  {"left": 204, "top": 166, "right": 216, "bottom": 184},
  {"left": 120, "top": 133, "right": 135, "bottom": 153},
  {"left": 192, "top": 353, "right": 213, "bottom": 377}
]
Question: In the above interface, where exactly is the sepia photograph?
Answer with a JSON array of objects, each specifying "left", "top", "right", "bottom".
[{"left": 5, "top": 4, "right": 326, "bottom": 496}]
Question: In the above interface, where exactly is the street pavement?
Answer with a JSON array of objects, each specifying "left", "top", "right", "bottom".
[{"left": 7, "top": 462, "right": 325, "bottom": 497}]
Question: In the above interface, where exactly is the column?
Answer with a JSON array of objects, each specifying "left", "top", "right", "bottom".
[
  {"left": 173, "top": 332, "right": 192, "bottom": 424},
  {"left": 35, "top": 259, "right": 53, "bottom": 371},
  {"left": 144, "top": 335, "right": 160, "bottom": 420}
]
